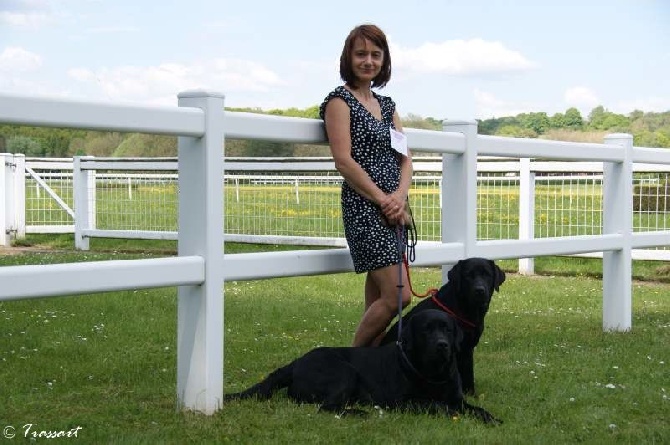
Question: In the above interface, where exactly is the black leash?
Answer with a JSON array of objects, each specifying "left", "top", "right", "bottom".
[
  {"left": 396, "top": 342, "right": 450, "bottom": 385},
  {"left": 395, "top": 224, "right": 406, "bottom": 344},
  {"left": 394, "top": 203, "right": 418, "bottom": 344}
]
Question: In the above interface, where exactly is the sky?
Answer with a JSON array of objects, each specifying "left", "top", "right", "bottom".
[{"left": 1, "top": 0, "right": 669, "bottom": 121}]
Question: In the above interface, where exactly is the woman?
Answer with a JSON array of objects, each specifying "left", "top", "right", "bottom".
[{"left": 319, "top": 24, "right": 413, "bottom": 347}]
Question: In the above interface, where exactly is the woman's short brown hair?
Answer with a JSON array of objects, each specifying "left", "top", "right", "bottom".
[{"left": 339, "top": 24, "right": 392, "bottom": 89}]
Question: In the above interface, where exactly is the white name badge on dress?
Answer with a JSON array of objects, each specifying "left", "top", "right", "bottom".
[{"left": 390, "top": 127, "right": 408, "bottom": 157}]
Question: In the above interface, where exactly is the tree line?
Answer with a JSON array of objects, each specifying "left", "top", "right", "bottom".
[{"left": 1, "top": 105, "right": 668, "bottom": 158}]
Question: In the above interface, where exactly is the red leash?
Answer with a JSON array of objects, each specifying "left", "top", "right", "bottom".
[
  {"left": 429, "top": 294, "right": 477, "bottom": 330},
  {"left": 402, "top": 255, "right": 438, "bottom": 298},
  {"left": 396, "top": 223, "right": 477, "bottom": 332},
  {"left": 402, "top": 255, "right": 477, "bottom": 330}
]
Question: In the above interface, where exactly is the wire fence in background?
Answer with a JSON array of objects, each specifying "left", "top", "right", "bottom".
[{"left": 21, "top": 159, "right": 670, "bottom": 251}]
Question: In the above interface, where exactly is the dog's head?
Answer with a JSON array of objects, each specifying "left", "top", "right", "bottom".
[
  {"left": 401, "top": 309, "right": 463, "bottom": 381},
  {"left": 446, "top": 257, "right": 506, "bottom": 316}
]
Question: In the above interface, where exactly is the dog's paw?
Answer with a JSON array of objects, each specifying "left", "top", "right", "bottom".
[
  {"left": 476, "top": 408, "right": 502, "bottom": 425},
  {"left": 319, "top": 404, "right": 369, "bottom": 417},
  {"left": 462, "top": 403, "right": 502, "bottom": 425}
]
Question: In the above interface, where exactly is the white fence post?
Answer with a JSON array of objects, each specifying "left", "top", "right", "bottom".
[
  {"left": 518, "top": 158, "right": 535, "bottom": 274},
  {"left": 13, "top": 154, "right": 25, "bottom": 240},
  {"left": 73, "top": 156, "right": 92, "bottom": 250},
  {"left": 0, "top": 153, "right": 14, "bottom": 246},
  {"left": 441, "top": 120, "right": 478, "bottom": 282},
  {"left": 602, "top": 133, "right": 633, "bottom": 331},
  {"left": 176, "top": 90, "right": 225, "bottom": 414}
]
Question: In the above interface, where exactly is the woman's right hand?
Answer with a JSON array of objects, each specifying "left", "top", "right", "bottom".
[{"left": 380, "top": 195, "right": 410, "bottom": 226}]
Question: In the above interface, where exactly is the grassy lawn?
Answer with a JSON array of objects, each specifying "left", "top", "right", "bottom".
[{"left": 0, "top": 240, "right": 668, "bottom": 443}]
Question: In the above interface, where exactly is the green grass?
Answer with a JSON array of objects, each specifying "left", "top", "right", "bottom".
[{"left": 0, "top": 241, "right": 668, "bottom": 444}]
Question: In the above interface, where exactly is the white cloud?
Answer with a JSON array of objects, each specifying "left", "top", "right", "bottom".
[
  {"left": 0, "top": 0, "right": 54, "bottom": 27},
  {"left": 0, "top": 46, "right": 42, "bottom": 72},
  {"left": 564, "top": 86, "right": 600, "bottom": 110},
  {"left": 565, "top": 87, "right": 670, "bottom": 115},
  {"left": 392, "top": 39, "right": 537, "bottom": 76},
  {"left": 67, "top": 67, "right": 96, "bottom": 82},
  {"left": 67, "top": 59, "right": 285, "bottom": 106},
  {"left": 0, "top": 11, "right": 51, "bottom": 26},
  {"left": 85, "top": 26, "right": 141, "bottom": 35},
  {"left": 473, "top": 88, "right": 536, "bottom": 118},
  {"left": 614, "top": 97, "right": 670, "bottom": 114}
]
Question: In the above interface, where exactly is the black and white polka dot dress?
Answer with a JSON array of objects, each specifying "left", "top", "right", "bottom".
[{"left": 320, "top": 86, "right": 403, "bottom": 273}]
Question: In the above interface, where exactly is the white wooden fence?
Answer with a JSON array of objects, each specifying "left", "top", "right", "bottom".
[{"left": 0, "top": 91, "right": 669, "bottom": 415}]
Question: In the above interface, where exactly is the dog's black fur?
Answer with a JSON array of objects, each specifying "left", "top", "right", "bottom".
[
  {"left": 381, "top": 258, "right": 505, "bottom": 395},
  {"left": 225, "top": 310, "right": 500, "bottom": 424}
]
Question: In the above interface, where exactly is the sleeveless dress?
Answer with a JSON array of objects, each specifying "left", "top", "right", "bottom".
[{"left": 319, "top": 86, "right": 403, "bottom": 273}]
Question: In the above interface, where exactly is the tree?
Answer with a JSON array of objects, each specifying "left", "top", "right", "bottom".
[
  {"left": 245, "top": 140, "right": 293, "bottom": 157},
  {"left": 550, "top": 112, "right": 566, "bottom": 128},
  {"left": 497, "top": 125, "right": 537, "bottom": 138},
  {"left": 518, "top": 112, "right": 550, "bottom": 135},
  {"left": 477, "top": 116, "right": 520, "bottom": 135},
  {"left": 72, "top": 131, "right": 124, "bottom": 156},
  {"left": 563, "top": 108, "right": 583, "bottom": 129},
  {"left": 113, "top": 134, "right": 177, "bottom": 157},
  {"left": 587, "top": 106, "right": 629, "bottom": 131},
  {"left": 402, "top": 113, "right": 441, "bottom": 130},
  {"left": 44, "top": 129, "right": 71, "bottom": 157},
  {"left": 588, "top": 105, "right": 606, "bottom": 127},
  {"left": 7, "top": 136, "right": 43, "bottom": 156}
]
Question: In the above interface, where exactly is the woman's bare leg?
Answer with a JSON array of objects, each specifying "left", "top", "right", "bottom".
[{"left": 352, "top": 263, "right": 411, "bottom": 347}]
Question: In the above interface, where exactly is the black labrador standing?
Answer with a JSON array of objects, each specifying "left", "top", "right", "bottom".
[
  {"left": 382, "top": 258, "right": 505, "bottom": 395},
  {"left": 225, "top": 310, "right": 500, "bottom": 424}
]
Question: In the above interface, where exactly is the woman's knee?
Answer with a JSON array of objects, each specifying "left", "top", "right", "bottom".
[{"left": 382, "top": 288, "right": 411, "bottom": 311}]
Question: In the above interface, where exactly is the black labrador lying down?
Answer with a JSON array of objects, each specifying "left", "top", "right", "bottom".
[
  {"left": 382, "top": 257, "right": 506, "bottom": 395},
  {"left": 225, "top": 310, "right": 500, "bottom": 424}
]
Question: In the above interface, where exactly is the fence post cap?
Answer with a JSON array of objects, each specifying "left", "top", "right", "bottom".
[
  {"left": 177, "top": 90, "right": 226, "bottom": 99},
  {"left": 442, "top": 119, "right": 478, "bottom": 126},
  {"left": 604, "top": 133, "right": 633, "bottom": 140}
]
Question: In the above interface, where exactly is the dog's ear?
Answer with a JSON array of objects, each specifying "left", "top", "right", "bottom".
[
  {"left": 447, "top": 260, "right": 463, "bottom": 293},
  {"left": 489, "top": 260, "right": 506, "bottom": 292}
]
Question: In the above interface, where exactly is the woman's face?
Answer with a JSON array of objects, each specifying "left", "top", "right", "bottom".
[{"left": 350, "top": 38, "right": 383, "bottom": 84}]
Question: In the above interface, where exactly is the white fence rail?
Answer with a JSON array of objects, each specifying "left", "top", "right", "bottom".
[{"left": 1, "top": 91, "right": 669, "bottom": 416}]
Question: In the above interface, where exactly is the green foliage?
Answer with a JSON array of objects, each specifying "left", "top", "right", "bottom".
[
  {"left": 7, "top": 135, "right": 43, "bottom": 156},
  {"left": 634, "top": 129, "right": 670, "bottom": 148},
  {"left": 564, "top": 107, "right": 584, "bottom": 129},
  {"left": 587, "top": 105, "right": 630, "bottom": 131},
  {"left": 497, "top": 125, "right": 537, "bottom": 138},
  {"left": 267, "top": 106, "right": 320, "bottom": 119},
  {"left": 477, "top": 116, "right": 521, "bottom": 135},
  {"left": 0, "top": 125, "right": 86, "bottom": 157},
  {"left": 401, "top": 113, "right": 442, "bottom": 130},
  {"left": 518, "top": 111, "right": 551, "bottom": 135},
  {"left": 244, "top": 140, "right": 294, "bottom": 157},
  {"left": 112, "top": 133, "right": 177, "bottom": 157},
  {"left": 72, "top": 131, "right": 125, "bottom": 156}
]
